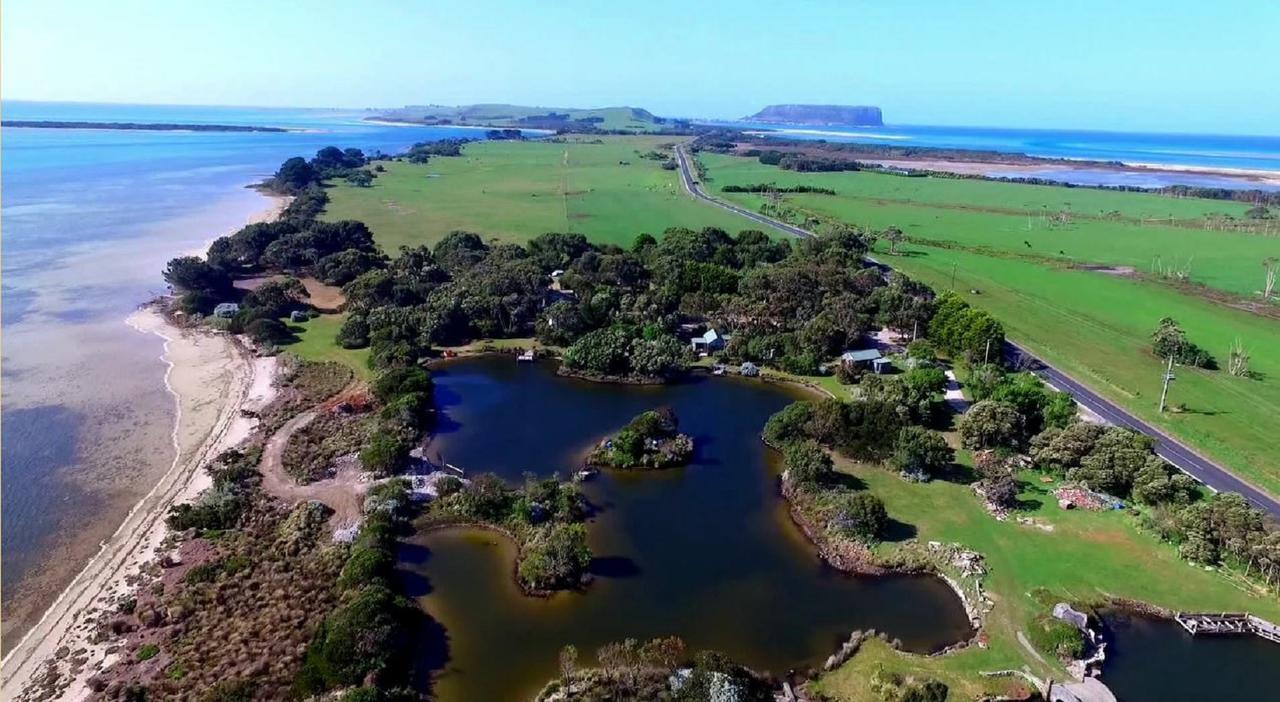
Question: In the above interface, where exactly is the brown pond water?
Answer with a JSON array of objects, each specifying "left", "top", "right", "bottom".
[{"left": 396, "top": 356, "right": 973, "bottom": 700}]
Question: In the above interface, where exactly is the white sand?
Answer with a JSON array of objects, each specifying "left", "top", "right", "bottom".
[{"left": 0, "top": 312, "right": 275, "bottom": 702}]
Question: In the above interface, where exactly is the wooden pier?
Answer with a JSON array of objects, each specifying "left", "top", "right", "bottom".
[{"left": 1174, "top": 612, "right": 1280, "bottom": 643}]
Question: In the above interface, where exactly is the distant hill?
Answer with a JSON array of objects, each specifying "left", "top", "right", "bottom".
[
  {"left": 746, "top": 104, "right": 883, "bottom": 127},
  {"left": 374, "top": 104, "right": 671, "bottom": 133}
]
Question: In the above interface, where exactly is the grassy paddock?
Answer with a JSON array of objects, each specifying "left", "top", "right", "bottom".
[
  {"left": 811, "top": 452, "right": 1280, "bottom": 700},
  {"left": 701, "top": 153, "right": 1275, "bottom": 297},
  {"left": 322, "top": 137, "right": 748, "bottom": 252},
  {"left": 281, "top": 314, "right": 371, "bottom": 379},
  {"left": 701, "top": 153, "right": 1280, "bottom": 496}
]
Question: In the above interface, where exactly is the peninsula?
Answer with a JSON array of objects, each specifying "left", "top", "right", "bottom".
[{"left": 747, "top": 104, "right": 884, "bottom": 127}]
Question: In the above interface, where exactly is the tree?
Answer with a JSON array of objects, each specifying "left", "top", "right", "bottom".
[
  {"left": 241, "top": 277, "right": 308, "bottom": 318},
  {"left": 957, "top": 400, "right": 1025, "bottom": 450},
  {"left": 783, "top": 440, "right": 833, "bottom": 487},
  {"left": 433, "top": 230, "right": 489, "bottom": 274},
  {"left": 763, "top": 402, "right": 814, "bottom": 446},
  {"left": 559, "top": 645, "right": 578, "bottom": 681},
  {"left": 1042, "top": 392, "right": 1078, "bottom": 429},
  {"left": 1264, "top": 257, "right": 1277, "bottom": 299},
  {"left": 883, "top": 226, "right": 905, "bottom": 254},
  {"left": 830, "top": 492, "right": 888, "bottom": 542},
  {"left": 1030, "top": 421, "right": 1105, "bottom": 474},
  {"left": 1151, "top": 317, "right": 1214, "bottom": 368},
  {"left": 890, "top": 427, "right": 954, "bottom": 480},
  {"left": 1068, "top": 427, "right": 1155, "bottom": 497},
  {"left": 273, "top": 156, "right": 318, "bottom": 193},
  {"left": 1228, "top": 337, "right": 1252, "bottom": 378},
  {"left": 163, "top": 256, "right": 231, "bottom": 297}
]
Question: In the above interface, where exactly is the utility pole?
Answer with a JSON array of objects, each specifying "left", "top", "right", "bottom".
[{"left": 1158, "top": 355, "right": 1175, "bottom": 413}]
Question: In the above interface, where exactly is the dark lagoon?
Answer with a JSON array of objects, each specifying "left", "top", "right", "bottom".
[
  {"left": 397, "top": 356, "right": 973, "bottom": 701},
  {"left": 1101, "top": 610, "right": 1280, "bottom": 702}
]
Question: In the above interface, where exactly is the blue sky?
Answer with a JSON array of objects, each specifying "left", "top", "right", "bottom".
[{"left": 3, "top": 0, "right": 1278, "bottom": 134}]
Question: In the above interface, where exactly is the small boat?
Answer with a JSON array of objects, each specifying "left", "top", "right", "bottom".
[{"left": 516, "top": 350, "right": 535, "bottom": 362}]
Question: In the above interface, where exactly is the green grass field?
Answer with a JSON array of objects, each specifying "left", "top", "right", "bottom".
[
  {"left": 813, "top": 452, "right": 1280, "bottom": 700},
  {"left": 281, "top": 314, "right": 371, "bottom": 379},
  {"left": 322, "top": 137, "right": 747, "bottom": 251},
  {"left": 701, "top": 153, "right": 1280, "bottom": 497},
  {"left": 700, "top": 153, "right": 1275, "bottom": 297}
]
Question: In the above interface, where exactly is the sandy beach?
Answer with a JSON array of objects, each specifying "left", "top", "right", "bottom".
[
  {"left": 0, "top": 192, "right": 288, "bottom": 700},
  {"left": 0, "top": 312, "right": 278, "bottom": 701}
]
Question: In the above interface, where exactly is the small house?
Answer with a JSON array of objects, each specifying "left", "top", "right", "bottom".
[
  {"left": 841, "top": 348, "right": 890, "bottom": 374},
  {"left": 740, "top": 362, "right": 760, "bottom": 377},
  {"left": 691, "top": 328, "right": 729, "bottom": 352},
  {"left": 213, "top": 302, "right": 240, "bottom": 319}
]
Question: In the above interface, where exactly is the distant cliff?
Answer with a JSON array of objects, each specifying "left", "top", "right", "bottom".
[{"left": 746, "top": 104, "right": 883, "bottom": 127}]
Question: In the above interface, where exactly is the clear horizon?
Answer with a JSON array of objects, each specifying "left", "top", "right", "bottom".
[
  {"left": 3, "top": 1, "right": 1279, "bottom": 136},
  {"left": 8, "top": 98, "right": 1280, "bottom": 141}
]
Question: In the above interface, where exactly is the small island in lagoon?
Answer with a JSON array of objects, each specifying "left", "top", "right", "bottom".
[{"left": 587, "top": 407, "right": 694, "bottom": 470}]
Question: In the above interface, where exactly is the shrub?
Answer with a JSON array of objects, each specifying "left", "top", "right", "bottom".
[
  {"left": 517, "top": 523, "right": 592, "bottom": 590},
  {"left": 783, "top": 440, "right": 833, "bottom": 486},
  {"left": 358, "top": 430, "right": 411, "bottom": 476},
  {"left": 136, "top": 644, "right": 160, "bottom": 661},
  {"left": 1028, "top": 614, "right": 1085, "bottom": 660},
  {"left": 370, "top": 366, "right": 433, "bottom": 403},
  {"left": 889, "top": 426, "right": 954, "bottom": 480},
  {"left": 336, "top": 314, "right": 370, "bottom": 349},
  {"left": 294, "top": 584, "right": 412, "bottom": 694},
  {"left": 763, "top": 402, "right": 813, "bottom": 446},
  {"left": 244, "top": 318, "right": 294, "bottom": 345}
]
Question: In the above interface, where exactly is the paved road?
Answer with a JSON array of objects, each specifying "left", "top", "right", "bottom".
[{"left": 674, "top": 145, "right": 1280, "bottom": 517}]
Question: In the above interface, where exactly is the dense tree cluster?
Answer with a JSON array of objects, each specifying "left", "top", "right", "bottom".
[
  {"left": 270, "top": 146, "right": 368, "bottom": 194},
  {"left": 1151, "top": 316, "right": 1215, "bottom": 368},
  {"left": 721, "top": 183, "right": 836, "bottom": 195},
  {"left": 1030, "top": 422, "right": 1196, "bottom": 504},
  {"left": 589, "top": 407, "right": 693, "bottom": 469},
  {"left": 929, "top": 292, "right": 1005, "bottom": 363}
]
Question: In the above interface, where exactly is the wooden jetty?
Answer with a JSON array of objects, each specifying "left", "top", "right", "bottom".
[{"left": 1174, "top": 612, "right": 1280, "bottom": 643}]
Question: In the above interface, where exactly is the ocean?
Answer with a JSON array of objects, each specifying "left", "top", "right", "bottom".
[
  {"left": 0, "top": 102, "right": 490, "bottom": 648},
  {"left": 713, "top": 121, "right": 1280, "bottom": 189},
  {"left": 4, "top": 102, "right": 1279, "bottom": 649}
]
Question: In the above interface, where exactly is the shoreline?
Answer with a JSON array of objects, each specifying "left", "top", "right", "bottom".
[
  {"left": 0, "top": 310, "right": 263, "bottom": 701},
  {"left": 187, "top": 192, "right": 290, "bottom": 259},
  {"left": 1, "top": 184, "right": 288, "bottom": 700}
]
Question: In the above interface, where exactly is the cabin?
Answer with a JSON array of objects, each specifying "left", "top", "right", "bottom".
[
  {"left": 212, "top": 302, "right": 240, "bottom": 319},
  {"left": 691, "top": 328, "right": 729, "bottom": 352},
  {"left": 841, "top": 348, "right": 890, "bottom": 374},
  {"left": 740, "top": 362, "right": 760, "bottom": 377}
]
